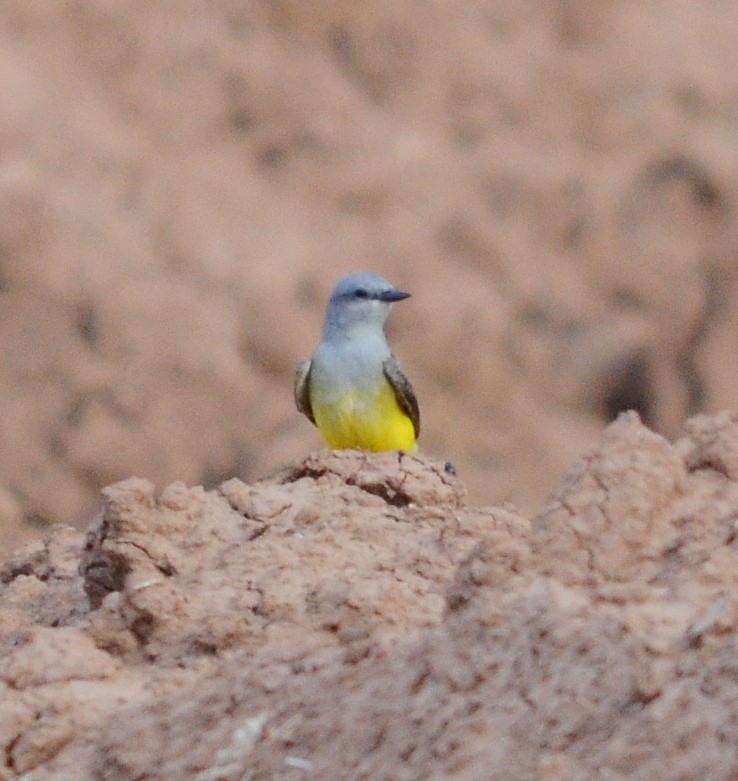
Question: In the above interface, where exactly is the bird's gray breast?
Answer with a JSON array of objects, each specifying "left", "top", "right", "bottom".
[{"left": 309, "top": 335, "right": 389, "bottom": 402}]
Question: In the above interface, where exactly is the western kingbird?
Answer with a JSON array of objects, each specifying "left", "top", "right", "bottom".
[{"left": 295, "top": 271, "right": 420, "bottom": 451}]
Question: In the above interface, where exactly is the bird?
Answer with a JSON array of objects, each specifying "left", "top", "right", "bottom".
[{"left": 295, "top": 271, "right": 419, "bottom": 451}]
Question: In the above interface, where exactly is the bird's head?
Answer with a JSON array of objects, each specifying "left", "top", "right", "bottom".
[{"left": 324, "top": 271, "right": 410, "bottom": 337}]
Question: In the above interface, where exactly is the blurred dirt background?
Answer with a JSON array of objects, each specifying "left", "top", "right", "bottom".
[{"left": 1, "top": 0, "right": 738, "bottom": 557}]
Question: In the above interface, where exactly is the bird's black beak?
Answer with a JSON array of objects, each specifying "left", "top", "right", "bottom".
[{"left": 380, "top": 289, "right": 411, "bottom": 303}]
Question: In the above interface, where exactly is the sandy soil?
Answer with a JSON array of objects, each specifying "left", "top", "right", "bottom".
[{"left": 4, "top": 413, "right": 738, "bottom": 778}]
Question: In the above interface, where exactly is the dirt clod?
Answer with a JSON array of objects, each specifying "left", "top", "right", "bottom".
[{"left": 3, "top": 419, "right": 738, "bottom": 778}]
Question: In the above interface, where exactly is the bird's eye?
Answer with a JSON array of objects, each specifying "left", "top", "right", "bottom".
[{"left": 354, "top": 288, "right": 369, "bottom": 299}]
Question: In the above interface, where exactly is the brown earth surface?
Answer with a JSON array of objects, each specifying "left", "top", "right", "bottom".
[
  {"left": 3, "top": 412, "right": 738, "bottom": 779},
  {"left": 2, "top": 2, "right": 738, "bottom": 777},
  {"left": 2, "top": 0, "right": 738, "bottom": 554}
]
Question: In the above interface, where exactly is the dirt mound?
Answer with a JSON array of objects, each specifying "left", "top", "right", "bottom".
[{"left": 2, "top": 412, "right": 738, "bottom": 779}]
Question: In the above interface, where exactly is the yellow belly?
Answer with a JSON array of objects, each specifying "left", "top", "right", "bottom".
[{"left": 311, "top": 382, "right": 415, "bottom": 451}]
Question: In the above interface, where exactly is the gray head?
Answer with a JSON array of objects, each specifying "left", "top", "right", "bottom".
[{"left": 323, "top": 271, "right": 410, "bottom": 339}]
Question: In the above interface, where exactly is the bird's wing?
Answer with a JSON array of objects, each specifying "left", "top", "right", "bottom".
[
  {"left": 383, "top": 355, "right": 420, "bottom": 438},
  {"left": 294, "top": 358, "right": 316, "bottom": 426}
]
